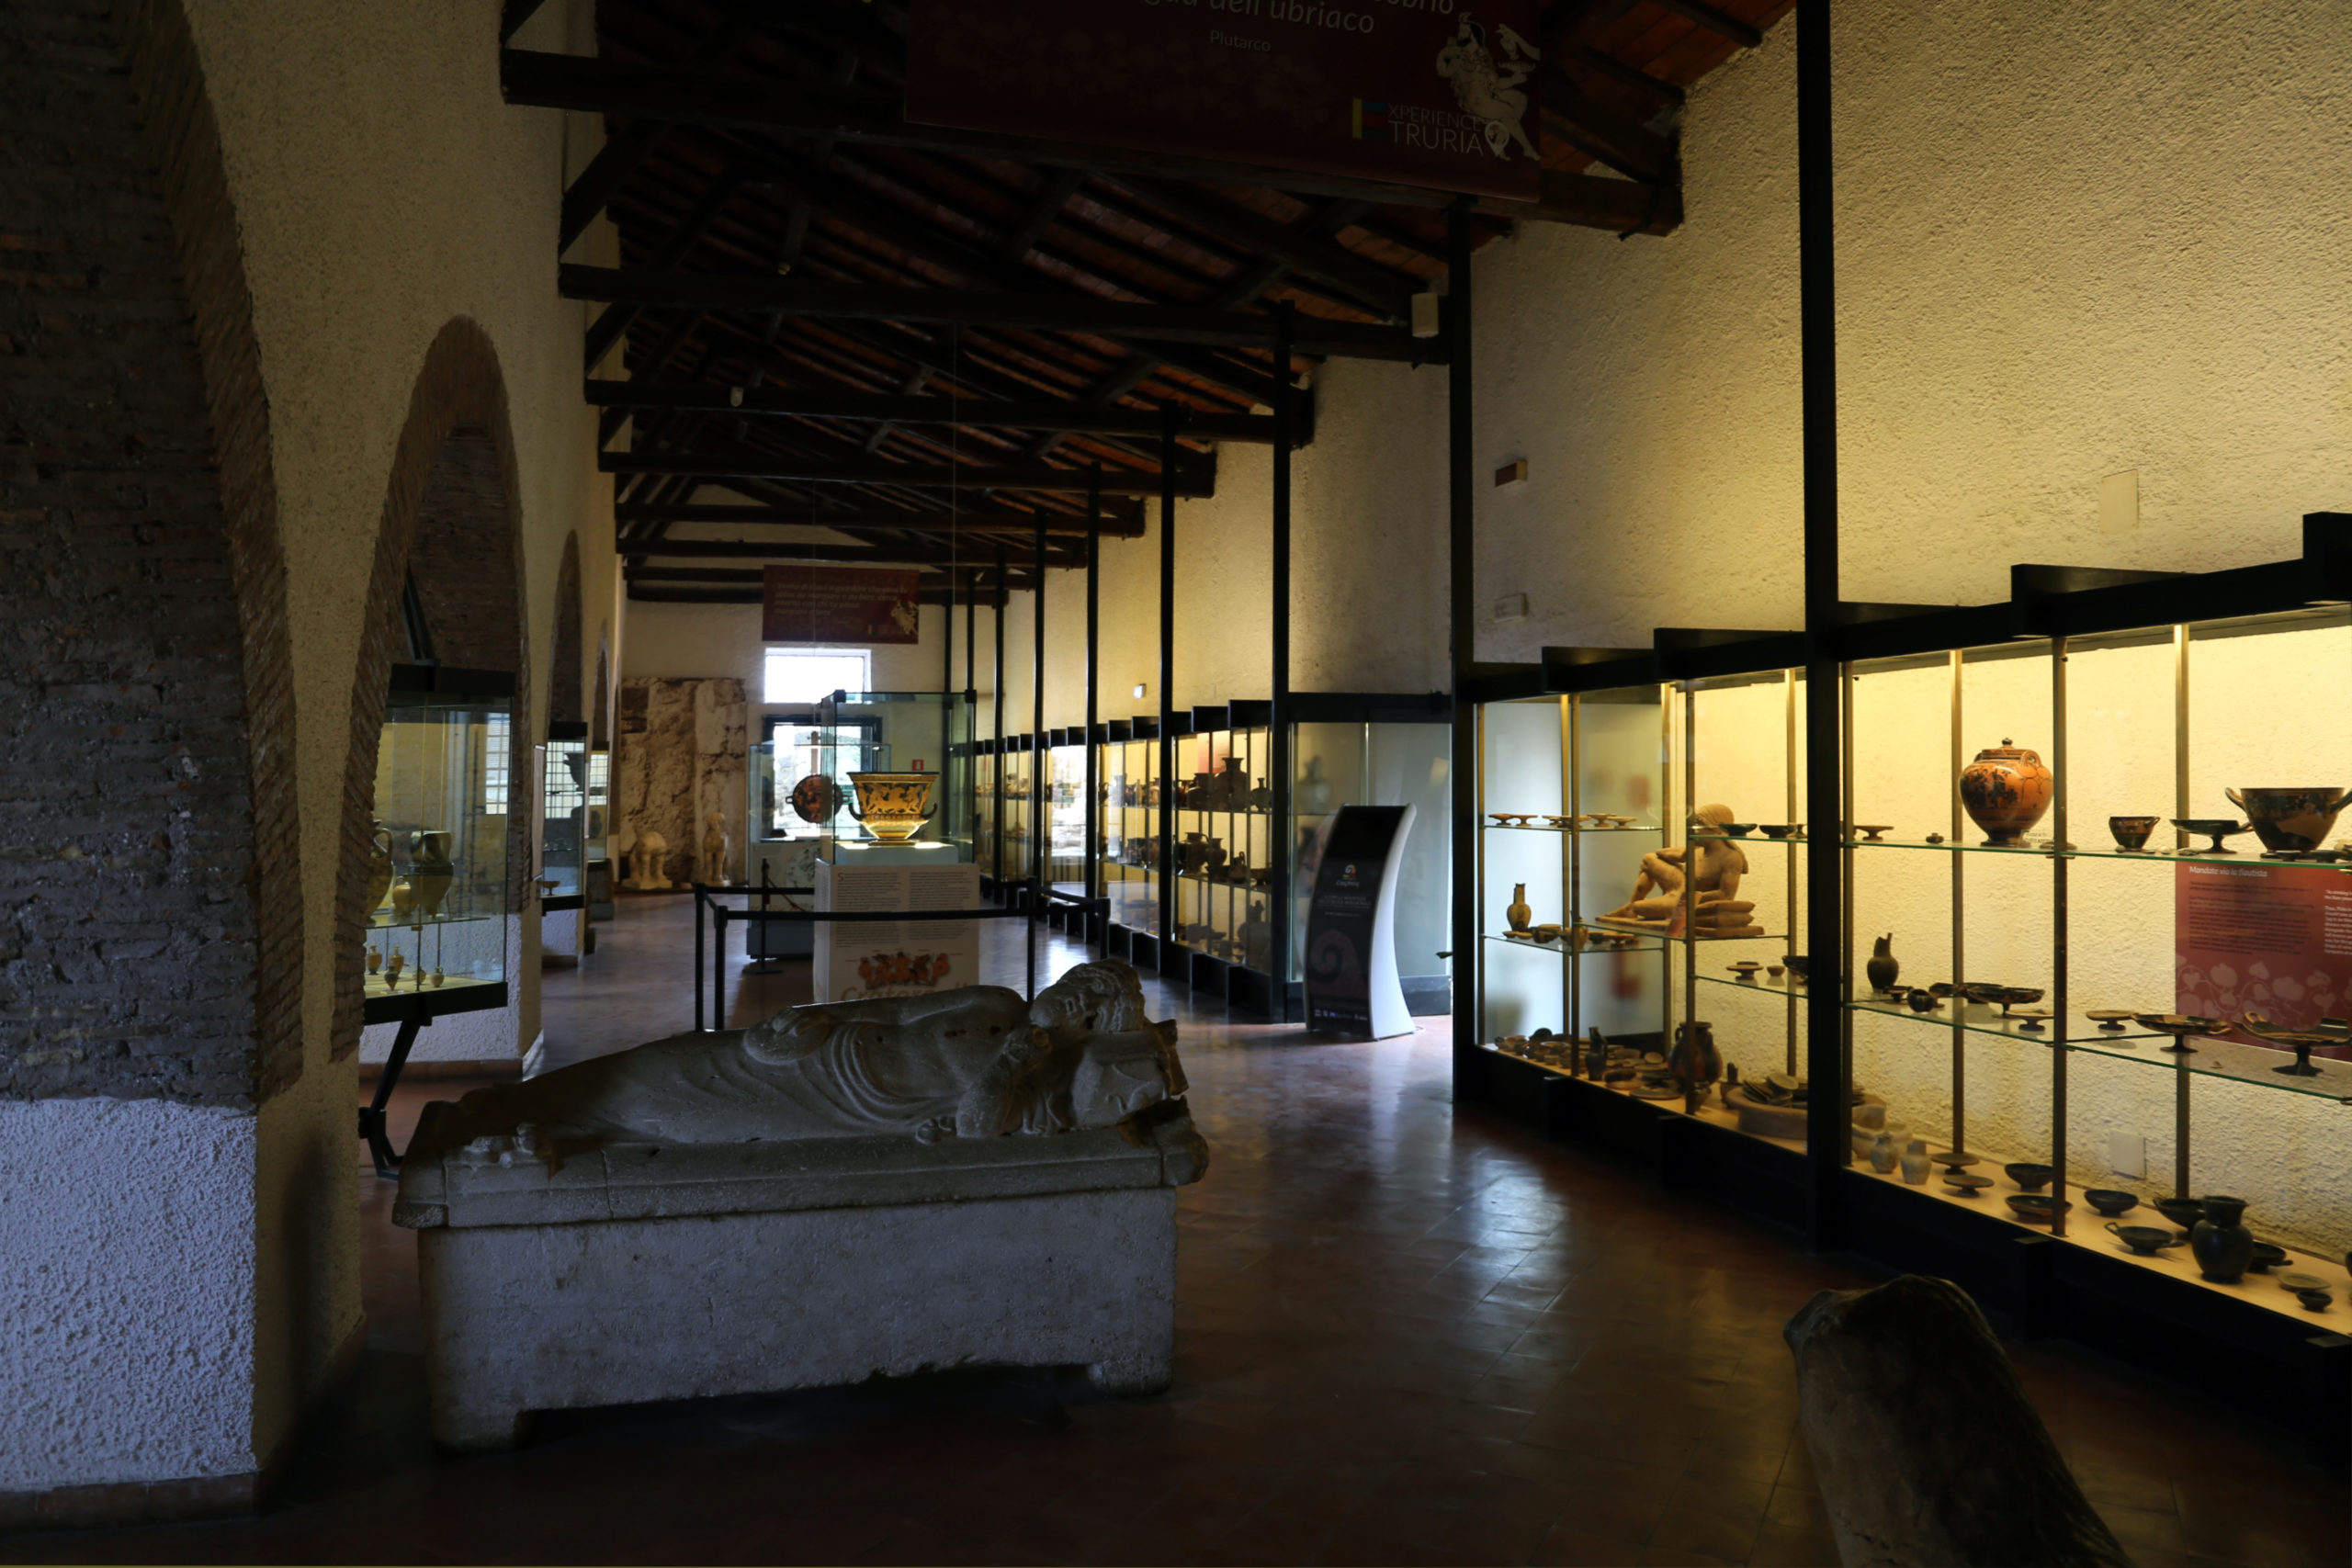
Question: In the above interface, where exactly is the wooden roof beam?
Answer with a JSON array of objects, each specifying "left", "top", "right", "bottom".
[
  {"left": 627, "top": 540, "right": 1086, "bottom": 567},
  {"left": 603, "top": 448, "right": 1215, "bottom": 498},
  {"left": 560, "top": 265, "right": 1443, "bottom": 364},
  {"left": 503, "top": 50, "right": 1682, "bottom": 234},
  {"left": 614, "top": 502, "right": 1146, "bottom": 537},
  {"left": 585, "top": 378, "right": 1293, "bottom": 445}
]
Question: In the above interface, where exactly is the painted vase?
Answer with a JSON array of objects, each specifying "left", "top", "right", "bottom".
[
  {"left": 2189, "top": 1193, "right": 2256, "bottom": 1283},
  {"left": 1668, "top": 1021, "right": 1723, "bottom": 1108},
  {"left": 1866, "top": 933, "right": 1900, "bottom": 993},
  {"left": 1506, "top": 883, "right": 1532, "bottom": 933},
  {"left": 847, "top": 771, "right": 937, "bottom": 843},
  {"left": 366, "top": 819, "right": 395, "bottom": 915},
  {"left": 1900, "top": 1137, "right": 1931, "bottom": 1185},
  {"left": 408, "top": 829, "right": 456, "bottom": 919},
  {"left": 1870, "top": 1132, "right": 1898, "bottom": 1174},
  {"left": 1959, "top": 739, "right": 2054, "bottom": 847}
]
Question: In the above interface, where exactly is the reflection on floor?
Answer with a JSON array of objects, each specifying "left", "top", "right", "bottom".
[{"left": 17, "top": 897, "right": 2346, "bottom": 1566}]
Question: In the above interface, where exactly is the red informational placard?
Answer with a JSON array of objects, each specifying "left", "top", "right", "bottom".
[
  {"left": 2175, "top": 861, "right": 2352, "bottom": 1060},
  {"left": 905, "top": 0, "right": 1545, "bottom": 202},
  {"left": 762, "top": 566, "right": 922, "bottom": 645}
]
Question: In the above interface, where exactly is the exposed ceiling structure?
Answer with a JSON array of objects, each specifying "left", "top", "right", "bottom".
[{"left": 498, "top": 0, "right": 1792, "bottom": 606}]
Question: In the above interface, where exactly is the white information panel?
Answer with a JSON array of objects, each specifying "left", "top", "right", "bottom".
[{"left": 813, "top": 843, "right": 979, "bottom": 1002}]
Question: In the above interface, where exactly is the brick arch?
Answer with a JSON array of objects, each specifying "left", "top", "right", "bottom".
[
  {"left": 333, "top": 319, "right": 531, "bottom": 1060},
  {"left": 548, "top": 532, "right": 583, "bottom": 726},
  {"left": 0, "top": 0, "right": 301, "bottom": 1108}
]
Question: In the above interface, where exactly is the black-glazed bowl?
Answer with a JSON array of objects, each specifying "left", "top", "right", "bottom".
[
  {"left": 2004, "top": 1162, "right": 2055, "bottom": 1192},
  {"left": 2153, "top": 1197, "right": 2206, "bottom": 1232},
  {"left": 2108, "top": 1224, "right": 2180, "bottom": 1255},
  {"left": 2297, "top": 1289, "right": 2334, "bottom": 1312},
  {"left": 2007, "top": 1194, "right": 2070, "bottom": 1225},
  {"left": 2083, "top": 1189, "right": 2138, "bottom": 1217},
  {"left": 2247, "top": 1242, "right": 2289, "bottom": 1273},
  {"left": 1784, "top": 955, "right": 1811, "bottom": 983}
]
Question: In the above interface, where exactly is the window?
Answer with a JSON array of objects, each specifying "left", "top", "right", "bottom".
[
  {"left": 763, "top": 646, "right": 871, "bottom": 705},
  {"left": 481, "top": 713, "right": 511, "bottom": 816}
]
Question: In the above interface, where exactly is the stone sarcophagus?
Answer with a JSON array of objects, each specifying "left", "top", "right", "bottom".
[{"left": 394, "top": 961, "right": 1207, "bottom": 1451}]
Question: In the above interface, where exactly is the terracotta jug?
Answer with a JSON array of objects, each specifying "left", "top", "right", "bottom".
[
  {"left": 1959, "top": 739, "right": 2053, "bottom": 846},
  {"left": 1506, "top": 884, "right": 1532, "bottom": 932}
]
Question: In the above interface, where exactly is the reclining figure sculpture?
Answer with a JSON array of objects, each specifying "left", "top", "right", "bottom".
[{"left": 433, "top": 958, "right": 1187, "bottom": 1152}]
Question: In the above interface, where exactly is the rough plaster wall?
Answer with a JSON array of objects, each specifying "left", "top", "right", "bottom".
[
  {"left": 1472, "top": 2, "right": 2352, "bottom": 659},
  {"left": 0, "top": 1100, "right": 256, "bottom": 1489},
  {"left": 173, "top": 0, "right": 604, "bottom": 1478}
]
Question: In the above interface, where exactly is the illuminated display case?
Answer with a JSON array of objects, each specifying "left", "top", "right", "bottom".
[
  {"left": 362, "top": 664, "right": 514, "bottom": 1025},
  {"left": 1099, "top": 716, "right": 1161, "bottom": 955},
  {"left": 584, "top": 743, "right": 612, "bottom": 919},
  {"left": 1170, "top": 702, "right": 1272, "bottom": 979},
  {"left": 1464, "top": 530, "right": 2352, "bottom": 1458},
  {"left": 538, "top": 719, "right": 588, "bottom": 912},
  {"left": 1046, "top": 728, "right": 1089, "bottom": 897},
  {"left": 817, "top": 689, "right": 973, "bottom": 859}
]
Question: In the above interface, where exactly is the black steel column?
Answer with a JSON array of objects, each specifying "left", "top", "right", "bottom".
[
  {"left": 1033, "top": 513, "right": 1046, "bottom": 909},
  {"left": 1798, "top": 0, "right": 1847, "bottom": 1250},
  {"left": 966, "top": 567, "right": 979, "bottom": 855},
  {"left": 1447, "top": 209, "right": 1477, "bottom": 1077},
  {"left": 1085, "top": 468, "right": 1102, "bottom": 952},
  {"left": 1158, "top": 403, "right": 1179, "bottom": 966},
  {"left": 992, "top": 547, "right": 1006, "bottom": 895},
  {"left": 1269, "top": 305, "right": 1295, "bottom": 1020}
]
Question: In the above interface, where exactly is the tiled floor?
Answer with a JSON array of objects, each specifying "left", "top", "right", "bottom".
[{"left": 12, "top": 898, "right": 2346, "bottom": 1566}]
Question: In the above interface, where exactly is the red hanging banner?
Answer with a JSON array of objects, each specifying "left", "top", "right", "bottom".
[
  {"left": 762, "top": 566, "right": 923, "bottom": 645},
  {"left": 905, "top": 0, "right": 1546, "bottom": 202}
]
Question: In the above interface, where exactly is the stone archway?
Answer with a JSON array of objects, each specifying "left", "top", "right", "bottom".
[{"left": 334, "top": 319, "right": 530, "bottom": 1063}]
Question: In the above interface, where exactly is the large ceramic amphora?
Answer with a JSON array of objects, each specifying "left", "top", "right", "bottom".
[
  {"left": 407, "top": 829, "right": 456, "bottom": 918},
  {"left": 846, "top": 771, "right": 938, "bottom": 843},
  {"left": 2224, "top": 786, "right": 2352, "bottom": 853},
  {"left": 2188, "top": 1193, "right": 2255, "bottom": 1283},
  {"left": 1959, "top": 739, "right": 2053, "bottom": 847},
  {"left": 1668, "top": 1020, "right": 1723, "bottom": 1104},
  {"left": 366, "top": 819, "right": 396, "bottom": 915}
]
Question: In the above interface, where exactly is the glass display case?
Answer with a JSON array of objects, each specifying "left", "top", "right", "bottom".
[
  {"left": 1288, "top": 695, "right": 1454, "bottom": 1013},
  {"left": 539, "top": 719, "right": 588, "bottom": 912},
  {"left": 1046, "top": 728, "right": 1088, "bottom": 897},
  {"left": 363, "top": 665, "right": 514, "bottom": 1024},
  {"left": 974, "top": 739, "right": 1002, "bottom": 886},
  {"left": 999, "top": 736, "right": 1035, "bottom": 886},
  {"left": 1099, "top": 717, "right": 1161, "bottom": 953},
  {"left": 816, "top": 689, "right": 974, "bottom": 858},
  {"left": 584, "top": 743, "right": 613, "bottom": 919},
  {"left": 1840, "top": 605, "right": 2352, "bottom": 1294},
  {"left": 1170, "top": 702, "right": 1273, "bottom": 976}
]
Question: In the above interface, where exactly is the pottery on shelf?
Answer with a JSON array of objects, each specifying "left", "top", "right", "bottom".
[
  {"left": 1727, "top": 961, "right": 1763, "bottom": 982},
  {"left": 1852, "top": 824, "right": 1894, "bottom": 842},
  {"left": 2247, "top": 1242, "right": 2288, "bottom": 1273},
  {"left": 408, "top": 829, "right": 456, "bottom": 919},
  {"left": 847, "top": 772, "right": 939, "bottom": 843},
  {"left": 1721, "top": 823, "right": 1755, "bottom": 837},
  {"left": 1784, "top": 955, "right": 1810, "bottom": 984},
  {"left": 2171, "top": 818, "right": 2251, "bottom": 854},
  {"left": 1757, "top": 824, "right": 1794, "bottom": 840},
  {"left": 2085, "top": 1010, "right": 2134, "bottom": 1032},
  {"left": 2083, "top": 1190, "right": 2138, "bottom": 1217},
  {"left": 367, "top": 820, "right": 396, "bottom": 914},
  {"left": 1865, "top": 934, "right": 1900, "bottom": 994},
  {"left": 2152, "top": 1196, "right": 2207, "bottom": 1235},
  {"left": 2296, "top": 1289, "right": 2333, "bottom": 1312},
  {"left": 1906, "top": 989, "right": 1939, "bottom": 1013},
  {"left": 2108, "top": 1224, "right": 2180, "bottom": 1255},
  {"left": 2133, "top": 1013, "right": 2229, "bottom": 1054},
  {"left": 2279, "top": 1271, "right": 2329, "bottom": 1293},
  {"left": 2225, "top": 787, "right": 2352, "bottom": 854},
  {"left": 2004, "top": 1162, "right": 2055, "bottom": 1192},
  {"left": 1959, "top": 739, "right": 2054, "bottom": 847},
  {"left": 1900, "top": 1138, "right": 1931, "bottom": 1185},
  {"left": 1943, "top": 1173, "right": 1995, "bottom": 1196},
  {"left": 2108, "top": 815, "right": 2159, "bottom": 852},
  {"left": 1668, "top": 1021, "right": 1723, "bottom": 1113},
  {"left": 1506, "top": 883, "right": 1532, "bottom": 933},
  {"left": 2189, "top": 1194, "right": 2256, "bottom": 1283},
  {"left": 2007, "top": 1194, "right": 2070, "bottom": 1225}
]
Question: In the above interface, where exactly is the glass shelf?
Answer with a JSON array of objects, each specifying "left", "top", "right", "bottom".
[
  {"left": 367, "top": 904, "right": 503, "bottom": 931},
  {"left": 1484, "top": 931, "right": 1656, "bottom": 956},
  {"left": 1484, "top": 822, "right": 1661, "bottom": 834},
  {"left": 1693, "top": 970, "right": 1808, "bottom": 996},
  {"left": 1576, "top": 919, "right": 1786, "bottom": 945},
  {"left": 2065, "top": 1029, "right": 2352, "bottom": 1102},
  {"left": 1842, "top": 835, "right": 2352, "bottom": 870},
  {"left": 1848, "top": 994, "right": 2167, "bottom": 1044},
  {"left": 362, "top": 971, "right": 501, "bottom": 1001}
]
